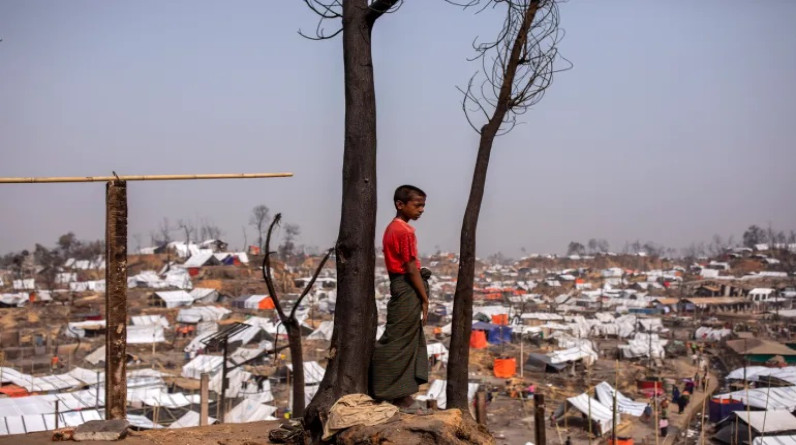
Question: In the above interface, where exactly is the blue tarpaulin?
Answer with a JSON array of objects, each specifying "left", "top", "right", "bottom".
[{"left": 472, "top": 322, "right": 512, "bottom": 344}]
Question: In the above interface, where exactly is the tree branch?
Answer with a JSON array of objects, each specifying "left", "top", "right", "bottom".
[
  {"left": 261, "top": 213, "right": 288, "bottom": 321},
  {"left": 289, "top": 248, "right": 334, "bottom": 321},
  {"left": 366, "top": 0, "right": 402, "bottom": 25}
]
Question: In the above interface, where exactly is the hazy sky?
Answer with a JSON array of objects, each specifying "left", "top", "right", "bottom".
[{"left": 2, "top": 1, "right": 795, "bottom": 257}]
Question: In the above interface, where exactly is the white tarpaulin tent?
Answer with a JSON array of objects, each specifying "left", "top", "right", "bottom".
[
  {"left": 726, "top": 366, "right": 796, "bottom": 385},
  {"left": 170, "top": 410, "right": 217, "bottom": 428},
  {"left": 65, "top": 320, "right": 106, "bottom": 338},
  {"left": 142, "top": 392, "right": 200, "bottom": 408},
  {"left": 308, "top": 320, "right": 334, "bottom": 341},
  {"left": 131, "top": 315, "right": 170, "bottom": 328},
  {"left": 714, "top": 387, "right": 796, "bottom": 411},
  {"left": 0, "top": 367, "right": 82, "bottom": 392},
  {"left": 210, "top": 368, "right": 251, "bottom": 398},
  {"left": 415, "top": 379, "right": 479, "bottom": 410},
  {"left": 182, "top": 355, "right": 224, "bottom": 379},
  {"left": 126, "top": 324, "right": 166, "bottom": 344},
  {"left": 151, "top": 290, "right": 194, "bottom": 308},
  {"left": 619, "top": 333, "right": 666, "bottom": 359},
  {"left": 562, "top": 393, "right": 617, "bottom": 435},
  {"left": 286, "top": 361, "right": 326, "bottom": 384},
  {"left": 427, "top": 343, "right": 449, "bottom": 363},
  {"left": 177, "top": 306, "right": 229, "bottom": 323},
  {"left": 695, "top": 326, "right": 732, "bottom": 341},
  {"left": 594, "top": 382, "right": 646, "bottom": 417},
  {"left": 753, "top": 436, "right": 796, "bottom": 445},
  {"left": 732, "top": 410, "right": 796, "bottom": 433},
  {"left": 548, "top": 345, "right": 598, "bottom": 365},
  {"left": 224, "top": 398, "right": 277, "bottom": 424}
]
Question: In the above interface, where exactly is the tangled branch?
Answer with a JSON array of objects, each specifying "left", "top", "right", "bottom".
[
  {"left": 452, "top": 0, "right": 571, "bottom": 134},
  {"left": 299, "top": 0, "right": 404, "bottom": 39}
]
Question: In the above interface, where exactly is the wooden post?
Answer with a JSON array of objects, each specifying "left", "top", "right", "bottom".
[
  {"left": 104, "top": 180, "right": 128, "bottom": 420},
  {"left": 534, "top": 393, "right": 546, "bottom": 445},
  {"left": 220, "top": 338, "right": 229, "bottom": 421},
  {"left": 475, "top": 390, "right": 487, "bottom": 426},
  {"left": 200, "top": 373, "right": 209, "bottom": 426}
]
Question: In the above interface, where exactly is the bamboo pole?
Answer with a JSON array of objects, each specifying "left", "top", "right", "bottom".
[
  {"left": 612, "top": 359, "right": 619, "bottom": 445},
  {"left": 653, "top": 381, "right": 659, "bottom": 445},
  {"left": 0, "top": 172, "right": 293, "bottom": 183},
  {"left": 699, "top": 375, "right": 708, "bottom": 445}
]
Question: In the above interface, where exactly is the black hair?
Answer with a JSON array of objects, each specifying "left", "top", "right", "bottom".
[{"left": 394, "top": 184, "right": 426, "bottom": 204}]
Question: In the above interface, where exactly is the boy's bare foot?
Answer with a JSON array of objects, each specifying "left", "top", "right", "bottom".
[{"left": 392, "top": 395, "right": 415, "bottom": 408}]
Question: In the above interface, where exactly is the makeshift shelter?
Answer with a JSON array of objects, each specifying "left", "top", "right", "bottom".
[
  {"left": 183, "top": 250, "right": 220, "bottom": 276},
  {"left": 726, "top": 366, "right": 796, "bottom": 386},
  {"left": 170, "top": 410, "right": 217, "bottom": 429},
  {"left": 493, "top": 358, "right": 516, "bottom": 378},
  {"left": 177, "top": 306, "right": 229, "bottom": 323},
  {"left": 182, "top": 355, "right": 223, "bottom": 380},
  {"left": 555, "top": 393, "right": 617, "bottom": 436},
  {"left": 286, "top": 361, "right": 326, "bottom": 385},
  {"left": 714, "top": 387, "right": 796, "bottom": 411},
  {"left": 308, "top": 321, "right": 334, "bottom": 341},
  {"left": 126, "top": 325, "right": 166, "bottom": 344},
  {"left": 230, "top": 295, "right": 274, "bottom": 310},
  {"left": 189, "top": 288, "right": 219, "bottom": 304},
  {"left": 471, "top": 322, "right": 512, "bottom": 345},
  {"left": 709, "top": 398, "right": 745, "bottom": 423},
  {"left": 726, "top": 339, "right": 796, "bottom": 365},
  {"left": 524, "top": 353, "right": 568, "bottom": 373},
  {"left": 148, "top": 290, "right": 194, "bottom": 308},
  {"left": 753, "top": 436, "right": 796, "bottom": 445},
  {"left": 415, "top": 379, "right": 479, "bottom": 410},
  {"left": 131, "top": 315, "right": 170, "bottom": 328},
  {"left": 470, "top": 330, "right": 488, "bottom": 349},
  {"left": 714, "top": 410, "right": 796, "bottom": 445},
  {"left": 594, "top": 382, "right": 647, "bottom": 417},
  {"left": 427, "top": 342, "right": 449, "bottom": 363},
  {"left": 224, "top": 398, "right": 277, "bottom": 424}
]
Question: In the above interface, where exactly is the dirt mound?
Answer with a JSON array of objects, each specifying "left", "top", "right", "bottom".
[{"left": 338, "top": 409, "right": 494, "bottom": 445}]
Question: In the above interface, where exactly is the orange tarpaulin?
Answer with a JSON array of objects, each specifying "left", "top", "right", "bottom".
[
  {"left": 470, "top": 330, "right": 488, "bottom": 349},
  {"left": 493, "top": 358, "right": 516, "bottom": 378},
  {"left": 0, "top": 385, "right": 29, "bottom": 398},
  {"left": 491, "top": 314, "right": 509, "bottom": 325},
  {"left": 259, "top": 296, "right": 275, "bottom": 310}
]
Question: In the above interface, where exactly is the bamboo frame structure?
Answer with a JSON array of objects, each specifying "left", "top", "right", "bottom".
[{"left": 0, "top": 172, "right": 293, "bottom": 183}]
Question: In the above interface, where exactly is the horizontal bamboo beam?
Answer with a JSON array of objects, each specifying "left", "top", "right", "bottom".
[{"left": 0, "top": 172, "right": 293, "bottom": 184}]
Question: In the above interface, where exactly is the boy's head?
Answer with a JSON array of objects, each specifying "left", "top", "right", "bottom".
[{"left": 394, "top": 185, "right": 426, "bottom": 221}]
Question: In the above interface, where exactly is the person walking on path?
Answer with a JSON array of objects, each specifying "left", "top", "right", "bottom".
[{"left": 370, "top": 185, "right": 430, "bottom": 412}]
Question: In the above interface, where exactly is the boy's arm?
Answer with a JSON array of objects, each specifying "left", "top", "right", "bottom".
[{"left": 405, "top": 261, "right": 429, "bottom": 325}]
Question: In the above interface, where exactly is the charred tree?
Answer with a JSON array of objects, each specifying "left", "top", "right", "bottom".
[
  {"left": 300, "top": 0, "right": 401, "bottom": 438},
  {"left": 446, "top": 0, "right": 566, "bottom": 410},
  {"left": 262, "top": 213, "right": 333, "bottom": 418}
]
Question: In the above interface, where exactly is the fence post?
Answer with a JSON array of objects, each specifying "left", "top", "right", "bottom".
[{"left": 104, "top": 180, "right": 128, "bottom": 420}]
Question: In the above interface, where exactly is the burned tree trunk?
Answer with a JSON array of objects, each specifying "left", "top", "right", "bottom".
[
  {"left": 285, "top": 318, "right": 306, "bottom": 416},
  {"left": 447, "top": 0, "right": 563, "bottom": 410},
  {"left": 262, "top": 213, "right": 334, "bottom": 420},
  {"left": 302, "top": 0, "right": 399, "bottom": 438}
]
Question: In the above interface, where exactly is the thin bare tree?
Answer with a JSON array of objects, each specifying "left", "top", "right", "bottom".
[
  {"left": 177, "top": 219, "right": 196, "bottom": 249},
  {"left": 262, "top": 213, "right": 333, "bottom": 418},
  {"left": 446, "top": 0, "right": 567, "bottom": 410},
  {"left": 250, "top": 205, "right": 270, "bottom": 251},
  {"left": 300, "top": 0, "right": 402, "bottom": 437}
]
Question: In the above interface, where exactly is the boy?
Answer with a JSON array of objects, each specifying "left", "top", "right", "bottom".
[{"left": 371, "top": 185, "right": 430, "bottom": 410}]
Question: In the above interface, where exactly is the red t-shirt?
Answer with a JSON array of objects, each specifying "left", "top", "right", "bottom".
[{"left": 382, "top": 218, "right": 421, "bottom": 274}]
